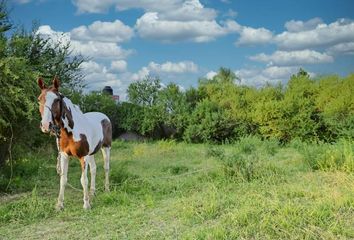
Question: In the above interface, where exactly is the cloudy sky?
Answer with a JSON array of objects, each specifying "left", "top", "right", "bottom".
[{"left": 10, "top": 0, "right": 354, "bottom": 99}]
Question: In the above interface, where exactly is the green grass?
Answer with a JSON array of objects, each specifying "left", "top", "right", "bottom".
[{"left": 0, "top": 139, "right": 353, "bottom": 239}]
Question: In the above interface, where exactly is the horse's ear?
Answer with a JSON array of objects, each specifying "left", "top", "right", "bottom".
[
  {"left": 53, "top": 76, "right": 60, "bottom": 90},
  {"left": 38, "top": 77, "right": 46, "bottom": 89}
]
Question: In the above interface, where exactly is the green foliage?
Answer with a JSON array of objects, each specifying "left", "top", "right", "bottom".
[
  {"left": 127, "top": 76, "right": 161, "bottom": 106},
  {"left": 0, "top": 187, "right": 54, "bottom": 224},
  {"left": 298, "top": 139, "right": 354, "bottom": 172},
  {"left": 119, "top": 68, "right": 353, "bottom": 143},
  {"left": 156, "top": 83, "right": 190, "bottom": 138},
  {"left": 184, "top": 99, "right": 235, "bottom": 143},
  {"left": 117, "top": 102, "right": 144, "bottom": 134},
  {"left": 125, "top": 77, "right": 165, "bottom": 137},
  {"left": 0, "top": 1, "right": 11, "bottom": 34},
  {"left": 0, "top": 2, "right": 83, "bottom": 165},
  {"left": 316, "top": 74, "right": 354, "bottom": 140},
  {"left": 212, "top": 137, "right": 282, "bottom": 182}
]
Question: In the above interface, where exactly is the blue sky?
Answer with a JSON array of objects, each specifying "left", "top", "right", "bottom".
[{"left": 9, "top": 0, "right": 354, "bottom": 99}]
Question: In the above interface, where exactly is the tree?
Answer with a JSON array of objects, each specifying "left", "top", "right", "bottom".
[
  {"left": 156, "top": 83, "right": 189, "bottom": 138},
  {"left": 125, "top": 76, "right": 163, "bottom": 137},
  {"left": 184, "top": 99, "right": 236, "bottom": 143},
  {"left": 127, "top": 76, "right": 161, "bottom": 106},
  {"left": 0, "top": 2, "right": 84, "bottom": 165},
  {"left": 0, "top": 1, "right": 11, "bottom": 34}
]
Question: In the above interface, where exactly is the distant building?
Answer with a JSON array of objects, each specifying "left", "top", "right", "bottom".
[
  {"left": 112, "top": 95, "right": 119, "bottom": 102},
  {"left": 102, "top": 86, "right": 113, "bottom": 95},
  {"left": 102, "top": 86, "right": 119, "bottom": 103}
]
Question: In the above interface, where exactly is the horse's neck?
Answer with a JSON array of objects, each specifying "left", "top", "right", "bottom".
[
  {"left": 63, "top": 97, "right": 84, "bottom": 119},
  {"left": 62, "top": 97, "right": 88, "bottom": 141}
]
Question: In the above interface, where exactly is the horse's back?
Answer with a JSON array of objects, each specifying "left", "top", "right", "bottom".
[
  {"left": 84, "top": 112, "right": 112, "bottom": 148},
  {"left": 84, "top": 112, "right": 110, "bottom": 125}
]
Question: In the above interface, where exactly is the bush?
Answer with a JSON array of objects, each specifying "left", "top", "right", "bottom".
[
  {"left": 206, "top": 146, "right": 226, "bottom": 160},
  {"left": 300, "top": 139, "right": 354, "bottom": 172},
  {"left": 222, "top": 154, "right": 256, "bottom": 182},
  {"left": 184, "top": 99, "right": 236, "bottom": 143},
  {"left": 0, "top": 146, "right": 56, "bottom": 193}
]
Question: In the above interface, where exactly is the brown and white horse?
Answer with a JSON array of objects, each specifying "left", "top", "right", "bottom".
[{"left": 37, "top": 77, "right": 112, "bottom": 210}]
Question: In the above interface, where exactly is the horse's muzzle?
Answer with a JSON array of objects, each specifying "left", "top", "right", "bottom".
[{"left": 40, "top": 122, "right": 51, "bottom": 133}]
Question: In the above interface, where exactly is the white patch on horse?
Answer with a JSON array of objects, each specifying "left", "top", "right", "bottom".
[
  {"left": 41, "top": 92, "right": 58, "bottom": 131},
  {"left": 62, "top": 97, "right": 109, "bottom": 154},
  {"left": 62, "top": 113, "right": 73, "bottom": 133}
]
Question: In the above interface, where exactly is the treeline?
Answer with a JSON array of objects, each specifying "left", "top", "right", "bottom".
[{"left": 105, "top": 69, "right": 353, "bottom": 144}]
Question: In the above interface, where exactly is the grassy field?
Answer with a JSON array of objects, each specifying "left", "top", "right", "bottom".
[{"left": 0, "top": 138, "right": 353, "bottom": 239}]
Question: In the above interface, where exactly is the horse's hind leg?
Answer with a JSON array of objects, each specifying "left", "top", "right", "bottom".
[
  {"left": 80, "top": 156, "right": 91, "bottom": 210},
  {"left": 101, "top": 147, "right": 110, "bottom": 191},
  {"left": 88, "top": 155, "right": 96, "bottom": 196}
]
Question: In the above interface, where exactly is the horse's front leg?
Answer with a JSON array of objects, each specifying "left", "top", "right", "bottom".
[
  {"left": 80, "top": 156, "right": 91, "bottom": 210},
  {"left": 56, "top": 152, "right": 69, "bottom": 210}
]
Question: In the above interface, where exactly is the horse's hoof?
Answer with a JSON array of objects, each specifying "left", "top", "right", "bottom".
[
  {"left": 56, "top": 203, "right": 64, "bottom": 211},
  {"left": 83, "top": 202, "right": 91, "bottom": 210}
]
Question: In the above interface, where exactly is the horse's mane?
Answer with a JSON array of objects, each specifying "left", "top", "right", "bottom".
[{"left": 63, "top": 96, "right": 84, "bottom": 115}]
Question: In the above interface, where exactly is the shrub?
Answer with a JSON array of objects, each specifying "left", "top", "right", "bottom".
[
  {"left": 110, "top": 161, "right": 138, "bottom": 187},
  {"left": 222, "top": 154, "right": 256, "bottom": 182},
  {"left": 300, "top": 139, "right": 354, "bottom": 172},
  {"left": 184, "top": 99, "right": 236, "bottom": 143},
  {"left": 206, "top": 146, "right": 226, "bottom": 160}
]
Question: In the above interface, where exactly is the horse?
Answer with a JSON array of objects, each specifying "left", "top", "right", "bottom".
[{"left": 37, "top": 76, "right": 112, "bottom": 210}]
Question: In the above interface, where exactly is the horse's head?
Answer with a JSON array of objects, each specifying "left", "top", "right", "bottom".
[{"left": 37, "top": 77, "right": 63, "bottom": 133}]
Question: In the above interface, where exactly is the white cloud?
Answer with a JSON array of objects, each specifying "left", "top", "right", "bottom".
[
  {"left": 205, "top": 71, "right": 217, "bottom": 79},
  {"left": 148, "top": 61, "right": 198, "bottom": 73},
  {"left": 71, "top": 20, "right": 134, "bottom": 43},
  {"left": 131, "top": 67, "right": 150, "bottom": 81},
  {"left": 73, "top": 0, "right": 238, "bottom": 43},
  {"left": 36, "top": 25, "right": 71, "bottom": 47},
  {"left": 250, "top": 50, "right": 333, "bottom": 66},
  {"left": 131, "top": 60, "right": 199, "bottom": 81},
  {"left": 236, "top": 18, "right": 354, "bottom": 55},
  {"left": 80, "top": 60, "right": 122, "bottom": 90},
  {"left": 71, "top": 40, "right": 132, "bottom": 59},
  {"left": 158, "top": 0, "right": 217, "bottom": 21},
  {"left": 110, "top": 60, "right": 128, "bottom": 72},
  {"left": 275, "top": 18, "right": 354, "bottom": 50},
  {"left": 236, "top": 26, "right": 273, "bottom": 45},
  {"left": 72, "top": 0, "right": 116, "bottom": 13},
  {"left": 327, "top": 42, "right": 354, "bottom": 55},
  {"left": 81, "top": 60, "right": 104, "bottom": 74},
  {"left": 284, "top": 17, "right": 323, "bottom": 32},
  {"left": 235, "top": 66, "right": 298, "bottom": 86},
  {"left": 114, "top": 0, "right": 180, "bottom": 12},
  {"left": 136, "top": 12, "right": 239, "bottom": 42},
  {"left": 72, "top": 0, "right": 209, "bottom": 17},
  {"left": 224, "top": 9, "right": 237, "bottom": 18},
  {"left": 37, "top": 25, "right": 133, "bottom": 60}
]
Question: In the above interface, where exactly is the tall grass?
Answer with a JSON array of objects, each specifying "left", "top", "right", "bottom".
[
  {"left": 292, "top": 139, "right": 354, "bottom": 172},
  {"left": 0, "top": 138, "right": 353, "bottom": 239}
]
